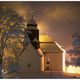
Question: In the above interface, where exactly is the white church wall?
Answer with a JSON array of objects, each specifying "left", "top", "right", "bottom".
[{"left": 19, "top": 44, "right": 44, "bottom": 72}]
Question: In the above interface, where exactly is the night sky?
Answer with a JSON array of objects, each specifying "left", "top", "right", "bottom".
[{"left": 0, "top": 1, "right": 80, "bottom": 50}]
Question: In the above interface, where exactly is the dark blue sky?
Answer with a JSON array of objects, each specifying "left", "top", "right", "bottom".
[{"left": 0, "top": 2, "right": 80, "bottom": 50}]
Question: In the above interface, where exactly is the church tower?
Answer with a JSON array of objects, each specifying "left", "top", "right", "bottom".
[{"left": 25, "top": 16, "right": 40, "bottom": 49}]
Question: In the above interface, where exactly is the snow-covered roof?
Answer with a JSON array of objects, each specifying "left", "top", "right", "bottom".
[
  {"left": 40, "top": 42, "right": 63, "bottom": 53},
  {"left": 39, "top": 35, "right": 63, "bottom": 53}
]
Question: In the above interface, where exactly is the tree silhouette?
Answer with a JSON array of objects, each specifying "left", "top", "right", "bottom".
[{"left": 66, "top": 32, "right": 80, "bottom": 66}]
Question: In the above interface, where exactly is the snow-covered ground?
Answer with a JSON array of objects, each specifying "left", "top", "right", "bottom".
[{"left": 2, "top": 71, "right": 80, "bottom": 79}]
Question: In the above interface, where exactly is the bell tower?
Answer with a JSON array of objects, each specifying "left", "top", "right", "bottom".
[{"left": 25, "top": 16, "right": 40, "bottom": 49}]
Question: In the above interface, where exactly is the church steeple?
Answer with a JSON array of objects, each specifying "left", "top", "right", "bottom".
[
  {"left": 25, "top": 15, "right": 40, "bottom": 49},
  {"left": 27, "top": 16, "right": 37, "bottom": 27}
]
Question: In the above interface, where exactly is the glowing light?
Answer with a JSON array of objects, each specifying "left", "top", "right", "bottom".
[
  {"left": 65, "top": 65, "right": 80, "bottom": 74},
  {"left": 39, "top": 35, "right": 53, "bottom": 42},
  {"left": 55, "top": 41, "right": 66, "bottom": 72},
  {"left": 38, "top": 25, "right": 44, "bottom": 34},
  {"left": 38, "top": 21, "right": 48, "bottom": 34},
  {"left": 52, "top": 42, "right": 80, "bottom": 74}
]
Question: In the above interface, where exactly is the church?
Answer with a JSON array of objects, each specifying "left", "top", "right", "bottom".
[{"left": 19, "top": 16, "right": 63, "bottom": 73}]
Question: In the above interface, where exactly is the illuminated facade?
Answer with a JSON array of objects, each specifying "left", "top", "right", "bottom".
[
  {"left": 19, "top": 17, "right": 63, "bottom": 72},
  {"left": 40, "top": 35, "right": 63, "bottom": 71}
]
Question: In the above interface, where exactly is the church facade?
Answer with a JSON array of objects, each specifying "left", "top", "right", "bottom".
[
  {"left": 19, "top": 17, "right": 63, "bottom": 72},
  {"left": 19, "top": 43, "right": 44, "bottom": 72},
  {"left": 40, "top": 35, "right": 63, "bottom": 71}
]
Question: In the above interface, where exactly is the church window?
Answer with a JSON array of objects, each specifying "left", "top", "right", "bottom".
[
  {"left": 46, "top": 58, "right": 50, "bottom": 64},
  {"left": 46, "top": 61, "right": 50, "bottom": 64},
  {"left": 28, "top": 64, "right": 31, "bottom": 68},
  {"left": 46, "top": 66, "right": 50, "bottom": 71}
]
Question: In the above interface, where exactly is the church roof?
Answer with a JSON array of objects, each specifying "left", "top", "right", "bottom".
[
  {"left": 39, "top": 35, "right": 63, "bottom": 53},
  {"left": 20, "top": 43, "right": 44, "bottom": 57}
]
